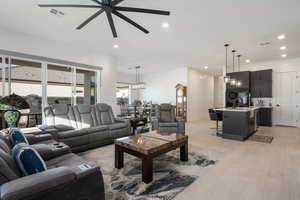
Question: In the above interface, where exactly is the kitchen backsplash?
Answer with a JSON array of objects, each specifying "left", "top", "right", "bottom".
[{"left": 251, "top": 98, "right": 273, "bottom": 107}]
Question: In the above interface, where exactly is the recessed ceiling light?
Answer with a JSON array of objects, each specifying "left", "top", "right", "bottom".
[
  {"left": 281, "top": 54, "right": 287, "bottom": 58},
  {"left": 204, "top": 66, "right": 208, "bottom": 70},
  {"left": 245, "top": 59, "right": 251, "bottom": 63},
  {"left": 161, "top": 22, "right": 169, "bottom": 29},
  {"left": 280, "top": 46, "right": 287, "bottom": 50},
  {"left": 113, "top": 44, "right": 119, "bottom": 49},
  {"left": 277, "top": 34, "right": 286, "bottom": 40}
]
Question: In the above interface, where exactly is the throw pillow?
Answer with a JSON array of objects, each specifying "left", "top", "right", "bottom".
[
  {"left": 9, "top": 128, "right": 29, "bottom": 146},
  {"left": 13, "top": 145, "right": 47, "bottom": 176}
]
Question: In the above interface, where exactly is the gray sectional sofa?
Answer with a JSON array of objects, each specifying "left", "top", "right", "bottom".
[
  {"left": 0, "top": 133, "right": 105, "bottom": 200},
  {"left": 43, "top": 103, "right": 132, "bottom": 152},
  {"left": 0, "top": 103, "right": 132, "bottom": 200}
]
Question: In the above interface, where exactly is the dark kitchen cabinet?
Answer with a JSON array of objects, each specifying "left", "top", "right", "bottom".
[
  {"left": 257, "top": 108, "right": 272, "bottom": 126},
  {"left": 227, "top": 71, "right": 251, "bottom": 89},
  {"left": 250, "top": 70, "right": 272, "bottom": 97}
]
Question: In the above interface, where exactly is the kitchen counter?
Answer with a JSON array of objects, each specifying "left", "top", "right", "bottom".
[
  {"left": 215, "top": 107, "right": 259, "bottom": 141},
  {"left": 215, "top": 107, "right": 260, "bottom": 112}
]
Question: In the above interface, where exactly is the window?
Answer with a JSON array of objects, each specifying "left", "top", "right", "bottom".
[
  {"left": 10, "top": 58, "right": 43, "bottom": 126},
  {"left": 0, "top": 51, "right": 101, "bottom": 128},
  {"left": 76, "top": 69, "right": 97, "bottom": 105},
  {"left": 0, "top": 57, "right": 10, "bottom": 97},
  {"left": 47, "top": 64, "right": 73, "bottom": 106}
]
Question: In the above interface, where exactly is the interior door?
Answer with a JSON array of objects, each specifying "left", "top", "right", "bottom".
[{"left": 274, "top": 71, "right": 297, "bottom": 126}]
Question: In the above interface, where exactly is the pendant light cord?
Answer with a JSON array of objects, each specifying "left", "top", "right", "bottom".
[
  {"left": 232, "top": 50, "right": 236, "bottom": 72},
  {"left": 224, "top": 44, "right": 229, "bottom": 74}
]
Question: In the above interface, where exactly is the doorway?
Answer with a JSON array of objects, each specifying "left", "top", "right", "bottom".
[{"left": 274, "top": 71, "right": 298, "bottom": 127}]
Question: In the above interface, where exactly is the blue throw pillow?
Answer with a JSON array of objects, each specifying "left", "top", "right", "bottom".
[
  {"left": 13, "top": 145, "right": 47, "bottom": 176},
  {"left": 9, "top": 128, "right": 29, "bottom": 146}
]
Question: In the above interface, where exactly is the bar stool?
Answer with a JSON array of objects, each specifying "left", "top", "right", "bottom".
[{"left": 208, "top": 108, "right": 223, "bottom": 136}]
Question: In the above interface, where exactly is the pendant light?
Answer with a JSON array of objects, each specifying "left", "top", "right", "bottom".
[
  {"left": 224, "top": 44, "right": 230, "bottom": 83},
  {"left": 132, "top": 66, "right": 146, "bottom": 90},
  {"left": 230, "top": 50, "right": 237, "bottom": 86},
  {"left": 236, "top": 54, "right": 242, "bottom": 87}
]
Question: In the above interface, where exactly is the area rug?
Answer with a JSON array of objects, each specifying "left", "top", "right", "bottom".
[
  {"left": 249, "top": 134, "right": 274, "bottom": 144},
  {"left": 80, "top": 145, "right": 217, "bottom": 200}
]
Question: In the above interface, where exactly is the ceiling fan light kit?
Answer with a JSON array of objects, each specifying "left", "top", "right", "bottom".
[{"left": 39, "top": 0, "right": 170, "bottom": 38}]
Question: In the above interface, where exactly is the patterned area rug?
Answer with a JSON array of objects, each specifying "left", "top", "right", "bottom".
[
  {"left": 80, "top": 145, "right": 217, "bottom": 200},
  {"left": 249, "top": 134, "right": 274, "bottom": 144}
]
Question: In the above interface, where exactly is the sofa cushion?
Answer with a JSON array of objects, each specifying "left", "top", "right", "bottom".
[
  {"left": 54, "top": 125, "right": 74, "bottom": 132},
  {"left": 84, "top": 126, "right": 109, "bottom": 134},
  {"left": 95, "top": 104, "right": 115, "bottom": 125},
  {"left": 89, "top": 131, "right": 111, "bottom": 143},
  {"left": 73, "top": 105, "right": 94, "bottom": 129},
  {"left": 51, "top": 104, "right": 77, "bottom": 129},
  {"left": 13, "top": 145, "right": 47, "bottom": 176},
  {"left": 59, "top": 135, "right": 89, "bottom": 148},
  {"left": 57, "top": 129, "right": 88, "bottom": 139},
  {"left": 159, "top": 122, "right": 178, "bottom": 127}
]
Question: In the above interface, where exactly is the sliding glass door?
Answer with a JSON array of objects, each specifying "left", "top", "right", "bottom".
[
  {"left": 47, "top": 64, "right": 73, "bottom": 106},
  {"left": 0, "top": 56, "right": 10, "bottom": 97},
  {"left": 76, "top": 68, "right": 97, "bottom": 105},
  {"left": 0, "top": 54, "right": 101, "bottom": 127}
]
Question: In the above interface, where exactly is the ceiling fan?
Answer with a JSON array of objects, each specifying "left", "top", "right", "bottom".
[{"left": 38, "top": 0, "right": 170, "bottom": 38}]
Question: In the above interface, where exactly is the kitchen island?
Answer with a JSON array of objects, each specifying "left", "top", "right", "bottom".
[{"left": 216, "top": 107, "right": 259, "bottom": 141}]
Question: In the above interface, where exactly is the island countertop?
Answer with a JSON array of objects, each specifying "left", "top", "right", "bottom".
[{"left": 215, "top": 107, "right": 260, "bottom": 112}]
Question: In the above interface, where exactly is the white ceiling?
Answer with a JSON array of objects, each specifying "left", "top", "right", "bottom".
[{"left": 1, "top": 0, "right": 300, "bottom": 75}]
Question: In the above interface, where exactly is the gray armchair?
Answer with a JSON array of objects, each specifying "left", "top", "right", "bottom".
[{"left": 152, "top": 104, "right": 185, "bottom": 134}]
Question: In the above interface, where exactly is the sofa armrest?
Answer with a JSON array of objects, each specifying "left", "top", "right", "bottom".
[
  {"left": 0, "top": 167, "right": 76, "bottom": 200},
  {"left": 176, "top": 117, "right": 186, "bottom": 134},
  {"left": 151, "top": 117, "right": 159, "bottom": 131},
  {"left": 115, "top": 118, "right": 130, "bottom": 126},
  {"left": 26, "top": 134, "right": 53, "bottom": 145}
]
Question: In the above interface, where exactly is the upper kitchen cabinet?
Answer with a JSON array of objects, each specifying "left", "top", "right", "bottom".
[
  {"left": 250, "top": 69, "right": 272, "bottom": 97},
  {"left": 226, "top": 71, "right": 251, "bottom": 89}
]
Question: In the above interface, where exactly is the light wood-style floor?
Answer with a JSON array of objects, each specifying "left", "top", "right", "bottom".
[{"left": 175, "top": 121, "right": 300, "bottom": 200}]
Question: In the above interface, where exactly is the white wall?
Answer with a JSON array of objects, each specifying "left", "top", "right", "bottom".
[
  {"left": 187, "top": 68, "right": 214, "bottom": 122},
  {"left": 0, "top": 28, "right": 118, "bottom": 112},
  {"left": 241, "top": 57, "right": 300, "bottom": 127},
  {"left": 140, "top": 67, "right": 188, "bottom": 105},
  {"left": 214, "top": 76, "right": 225, "bottom": 108}
]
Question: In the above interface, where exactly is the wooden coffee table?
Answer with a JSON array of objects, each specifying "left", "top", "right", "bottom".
[{"left": 114, "top": 132, "right": 188, "bottom": 183}]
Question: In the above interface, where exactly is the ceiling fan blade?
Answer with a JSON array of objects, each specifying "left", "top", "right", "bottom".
[
  {"left": 39, "top": 4, "right": 102, "bottom": 8},
  {"left": 106, "top": 12, "right": 118, "bottom": 38},
  {"left": 77, "top": 9, "right": 105, "bottom": 30},
  {"left": 114, "top": 6, "right": 170, "bottom": 15},
  {"left": 112, "top": 0, "right": 125, "bottom": 6},
  {"left": 90, "top": 0, "right": 104, "bottom": 5},
  {"left": 112, "top": 10, "right": 149, "bottom": 34}
]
